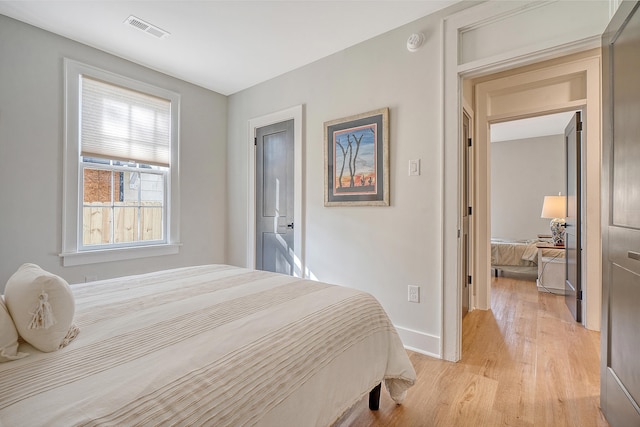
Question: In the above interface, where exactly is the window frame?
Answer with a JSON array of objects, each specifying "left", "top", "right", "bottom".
[{"left": 61, "top": 59, "right": 181, "bottom": 266}]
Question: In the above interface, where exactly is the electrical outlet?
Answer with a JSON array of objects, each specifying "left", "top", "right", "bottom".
[
  {"left": 84, "top": 275, "right": 98, "bottom": 283},
  {"left": 408, "top": 285, "right": 420, "bottom": 303}
]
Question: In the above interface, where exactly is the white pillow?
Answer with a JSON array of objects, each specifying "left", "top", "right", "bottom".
[
  {"left": 0, "top": 296, "right": 28, "bottom": 362},
  {"left": 4, "top": 264, "right": 79, "bottom": 352}
]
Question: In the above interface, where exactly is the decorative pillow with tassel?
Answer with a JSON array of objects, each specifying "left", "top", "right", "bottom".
[
  {"left": 4, "top": 264, "right": 79, "bottom": 352},
  {"left": 0, "top": 297, "right": 29, "bottom": 362}
]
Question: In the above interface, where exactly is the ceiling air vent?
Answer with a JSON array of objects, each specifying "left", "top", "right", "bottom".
[{"left": 124, "top": 15, "right": 170, "bottom": 39}]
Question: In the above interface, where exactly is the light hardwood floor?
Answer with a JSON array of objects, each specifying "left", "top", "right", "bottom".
[{"left": 336, "top": 276, "right": 608, "bottom": 427}]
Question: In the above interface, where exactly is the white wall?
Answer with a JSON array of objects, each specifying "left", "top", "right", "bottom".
[
  {"left": 491, "top": 135, "right": 565, "bottom": 240},
  {"left": 0, "top": 15, "right": 228, "bottom": 290}
]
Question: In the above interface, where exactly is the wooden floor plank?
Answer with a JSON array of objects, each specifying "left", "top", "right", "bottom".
[{"left": 335, "top": 276, "right": 608, "bottom": 426}]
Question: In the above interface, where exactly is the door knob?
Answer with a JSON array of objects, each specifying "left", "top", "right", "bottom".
[{"left": 287, "top": 223, "right": 294, "bottom": 229}]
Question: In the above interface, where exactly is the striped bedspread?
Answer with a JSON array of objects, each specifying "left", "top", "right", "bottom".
[{"left": 0, "top": 264, "right": 415, "bottom": 426}]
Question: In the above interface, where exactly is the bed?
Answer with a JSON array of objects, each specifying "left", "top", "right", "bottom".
[
  {"left": 0, "top": 264, "right": 415, "bottom": 426},
  {"left": 490, "top": 238, "right": 563, "bottom": 277}
]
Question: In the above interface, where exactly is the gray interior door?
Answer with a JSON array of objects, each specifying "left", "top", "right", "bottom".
[
  {"left": 601, "top": 2, "right": 640, "bottom": 425},
  {"left": 462, "top": 111, "right": 472, "bottom": 318},
  {"left": 564, "top": 111, "right": 582, "bottom": 322},
  {"left": 255, "top": 119, "right": 294, "bottom": 275}
]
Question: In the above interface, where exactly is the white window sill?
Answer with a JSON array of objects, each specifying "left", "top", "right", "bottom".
[{"left": 59, "top": 243, "right": 181, "bottom": 267}]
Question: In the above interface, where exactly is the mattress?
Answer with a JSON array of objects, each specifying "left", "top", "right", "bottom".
[{"left": 0, "top": 264, "right": 416, "bottom": 426}]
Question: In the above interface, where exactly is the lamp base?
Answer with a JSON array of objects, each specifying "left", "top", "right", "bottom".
[{"left": 550, "top": 218, "right": 566, "bottom": 246}]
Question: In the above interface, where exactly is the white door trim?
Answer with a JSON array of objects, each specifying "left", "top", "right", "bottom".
[
  {"left": 247, "top": 105, "right": 304, "bottom": 276},
  {"left": 442, "top": 1, "right": 603, "bottom": 361}
]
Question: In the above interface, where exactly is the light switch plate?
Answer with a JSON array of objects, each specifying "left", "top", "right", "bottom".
[{"left": 409, "top": 159, "right": 420, "bottom": 176}]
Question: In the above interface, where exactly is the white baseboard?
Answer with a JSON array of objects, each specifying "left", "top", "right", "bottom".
[{"left": 395, "top": 325, "right": 440, "bottom": 359}]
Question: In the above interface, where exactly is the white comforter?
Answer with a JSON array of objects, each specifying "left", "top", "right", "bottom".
[{"left": 0, "top": 264, "right": 415, "bottom": 426}]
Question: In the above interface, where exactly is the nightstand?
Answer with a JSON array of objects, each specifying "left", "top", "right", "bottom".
[{"left": 536, "top": 243, "right": 566, "bottom": 294}]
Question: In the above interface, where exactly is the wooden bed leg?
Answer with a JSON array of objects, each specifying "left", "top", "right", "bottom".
[{"left": 369, "top": 383, "right": 381, "bottom": 410}]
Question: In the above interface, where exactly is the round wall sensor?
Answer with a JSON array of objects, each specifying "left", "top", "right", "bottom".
[{"left": 407, "top": 32, "right": 425, "bottom": 52}]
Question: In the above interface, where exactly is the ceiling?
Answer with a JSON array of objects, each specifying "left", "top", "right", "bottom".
[
  {"left": 0, "top": 1, "right": 461, "bottom": 95},
  {"left": 490, "top": 111, "right": 578, "bottom": 143}
]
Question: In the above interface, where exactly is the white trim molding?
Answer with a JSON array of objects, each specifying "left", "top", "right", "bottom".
[
  {"left": 395, "top": 326, "right": 441, "bottom": 359},
  {"left": 60, "top": 244, "right": 181, "bottom": 267}
]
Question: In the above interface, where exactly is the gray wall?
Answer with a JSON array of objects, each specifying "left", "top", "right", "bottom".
[
  {"left": 491, "top": 135, "right": 565, "bottom": 240},
  {"left": 0, "top": 15, "right": 228, "bottom": 289}
]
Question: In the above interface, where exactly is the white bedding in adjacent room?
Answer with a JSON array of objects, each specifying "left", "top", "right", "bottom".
[
  {"left": 0, "top": 264, "right": 415, "bottom": 426},
  {"left": 490, "top": 238, "right": 539, "bottom": 268},
  {"left": 491, "top": 238, "right": 565, "bottom": 277}
]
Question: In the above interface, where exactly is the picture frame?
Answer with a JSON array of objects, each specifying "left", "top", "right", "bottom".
[{"left": 324, "top": 107, "right": 389, "bottom": 206}]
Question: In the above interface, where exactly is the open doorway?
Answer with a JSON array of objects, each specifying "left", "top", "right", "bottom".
[
  {"left": 489, "top": 112, "right": 574, "bottom": 284},
  {"left": 460, "top": 50, "right": 601, "bottom": 354},
  {"left": 442, "top": 1, "right": 607, "bottom": 363}
]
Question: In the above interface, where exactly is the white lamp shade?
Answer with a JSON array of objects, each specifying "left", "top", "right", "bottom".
[{"left": 541, "top": 195, "right": 566, "bottom": 219}]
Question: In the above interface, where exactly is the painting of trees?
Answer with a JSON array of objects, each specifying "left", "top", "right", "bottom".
[
  {"left": 333, "top": 125, "right": 376, "bottom": 193},
  {"left": 324, "top": 108, "right": 389, "bottom": 206}
]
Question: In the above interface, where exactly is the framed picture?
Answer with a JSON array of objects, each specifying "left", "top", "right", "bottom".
[{"left": 324, "top": 108, "right": 389, "bottom": 206}]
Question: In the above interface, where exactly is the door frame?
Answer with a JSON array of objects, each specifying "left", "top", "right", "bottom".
[
  {"left": 442, "top": 1, "right": 602, "bottom": 361},
  {"left": 247, "top": 105, "right": 304, "bottom": 276},
  {"left": 473, "top": 58, "right": 597, "bottom": 313}
]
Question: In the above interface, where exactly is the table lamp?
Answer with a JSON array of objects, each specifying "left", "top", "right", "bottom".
[{"left": 541, "top": 194, "right": 567, "bottom": 246}]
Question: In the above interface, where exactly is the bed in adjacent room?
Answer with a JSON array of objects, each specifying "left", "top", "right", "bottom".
[
  {"left": 490, "top": 238, "right": 564, "bottom": 277},
  {"left": 0, "top": 264, "right": 415, "bottom": 426}
]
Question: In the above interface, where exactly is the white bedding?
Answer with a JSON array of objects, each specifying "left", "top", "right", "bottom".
[
  {"left": 491, "top": 238, "right": 539, "bottom": 267},
  {"left": 0, "top": 264, "right": 415, "bottom": 427},
  {"left": 491, "top": 238, "right": 565, "bottom": 268}
]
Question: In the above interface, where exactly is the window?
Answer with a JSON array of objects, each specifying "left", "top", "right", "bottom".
[
  {"left": 81, "top": 159, "right": 166, "bottom": 247},
  {"left": 62, "top": 60, "right": 180, "bottom": 266}
]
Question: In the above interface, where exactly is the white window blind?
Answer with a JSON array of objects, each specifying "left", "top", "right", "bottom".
[{"left": 81, "top": 76, "right": 171, "bottom": 167}]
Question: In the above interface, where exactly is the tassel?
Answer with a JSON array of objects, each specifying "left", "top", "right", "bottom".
[
  {"left": 28, "top": 291, "right": 56, "bottom": 330},
  {"left": 58, "top": 324, "right": 80, "bottom": 349}
]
